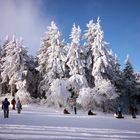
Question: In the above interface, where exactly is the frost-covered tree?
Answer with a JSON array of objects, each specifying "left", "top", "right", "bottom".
[
  {"left": 96, "top": 79, "right": 119, "bottom": 99},
  {"left": 87, "top": 17, "right": 120, "bottom": 108},
  {"left": 0, "top": 37, "right": 11, "bottom": 95},
  {"left": 67, "top": 24, "right": 84, "bottom": 75},
  {"left": 66, "top": 24, "right": 88, "bottom": 95},
  {"left": 112, "top": 53, "right": 124, "bottom": 92},
  {"left": 0, "top": 40, "right": 3, "bottom": 95},
  {"left": 83, "top": 20, "right": 96, "bottom": 87},
  {"left": 49, "top": 78, "right": 71, "bottom": 108},
  {"left": 91, "top": 17, "right": 118, "bottom": 86},
  {"left": 1, "top": 37, "right": 16, "bottom": 95},
  {"left": 37, "top": 21, "right": 66, "bottom": 98},
  {"left": 14, "top": 43, "right": 37, "bottom": 100},
  {"left": 114, "top": 54, "right": 121, "bottom": 75},
  {"left": 123, "top": 55, "right": 135, "bottom": 86},
  {"left": 122, "top": 55, "right": 136, "bottom": 102},
  {"left": 77, "top": 80, "right": 119, "bottom": 111},
  {"left": 1, "top": 37, "right": 35, "bottom": 101},
  {"left": 77, "top": 87, "right": 100, "bottom": 110},
  {"left": 0, "top": 19, "right": 136, "bottom": 110},
  {"left": 84, "top": 20, "right": 96, "bottom": 47}
]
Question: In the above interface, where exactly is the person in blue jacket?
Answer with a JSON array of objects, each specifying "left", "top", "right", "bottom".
[
  {"left": 16, "top": 99, "right": 22, "bottom": 114},
  {"left": 117, "top": 104, "right": 123, "bottom": 118}
]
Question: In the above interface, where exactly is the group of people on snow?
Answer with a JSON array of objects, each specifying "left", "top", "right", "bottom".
[
  {"left": 2, "top": 98, "right": 138, "bottom": 119},
  {"left": 1, "top": 97, "right": 22, "bottom": 118},
  {"left": 114, "top": 104, "right": 137, "bottom": 119},
  {"left": 63, "top": 103, "right": 137, "bottom": 119}
]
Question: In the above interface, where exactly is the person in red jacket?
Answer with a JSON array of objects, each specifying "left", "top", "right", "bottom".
[
  {"left": 63, "top": 108, "right": 70, "bottom": 114},
  {"left": 11, "top": 98, "right": 16, "bottom": 110}
]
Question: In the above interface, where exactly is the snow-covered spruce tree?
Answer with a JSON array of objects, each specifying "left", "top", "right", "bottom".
[
  {"left": 0, "top": 37, "right": 11, "bottom": 95},
  {"left": 66, "top": 24, "right": 88, "bottom": 96},
  {"left": 83, "top": 20, "right": 96, "bottom": 87},
  {"left": 14, "top": 39, "right": 38, "bottom": 100},
  {"left": 37, "top": 21, "right": 66, "bottom": 99},
  {"left": 105, "top": 50, "right": 123, "bottom": 93},
  {"left": 122, "top": 55, "right": 136, "bottom": 105},
  {"left": 89, "top": 17, "right": 119, "bottom": 110},
  {"left": 113, "top": 54, "right": 122, "bottom": 79},
  {"left": 1, "top": 37, "right": 36, "bottom": 101},
  {"left": 92, "top": 17, "right": 118, "bottom": 84},
  {"left": 0, "top": 40, "right": 3, "bottom": 95},
  {"left": 112, "top": 53, "right": 124, "bottom": 93}
]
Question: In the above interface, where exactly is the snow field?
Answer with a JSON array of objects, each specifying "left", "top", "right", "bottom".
[{"left": 0, "top": 105, "right": 140, "bottom": 140}]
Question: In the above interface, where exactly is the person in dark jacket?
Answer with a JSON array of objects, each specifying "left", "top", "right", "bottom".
[
  {"left": 11, "top": 98, "right": 16, "bottom": 110},
  {"left": 2, "top": 98, "right": 10, "bottom": 118},
  {"left": 88, "top": 110, "right": 96, "bottom": 115},
  {"left": 118, "top": 105, "right": 122, "bottom": 117},
  {"left": 73, "top": 104, "right": 77, "bottom": 115},
  {"left": 116, "top": 104, "right": 124, "bottom": 118},
  {"left": 130, "top": 105, "right": 137, "bottom": 118}
]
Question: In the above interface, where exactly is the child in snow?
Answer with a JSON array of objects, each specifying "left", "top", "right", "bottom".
[
  {"left": 63, "top": 108, "right": 70, "bottom": 114},
  {"left": 16, "top": 99, "right": 22, "bottom": 114},
  {"left": 88, "top": 110, "right": 96, "bottom": 115},
  {"left": 11, "top": 98, "right": 16, "bottom": 110}
]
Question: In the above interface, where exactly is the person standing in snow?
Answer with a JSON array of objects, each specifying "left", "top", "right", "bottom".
[
  {"left": 2, "top": 98, "right": 10, "bottom": 118},
  {"left": 73, "top": 104, "right": 77, "bottom": 115},
  {"left": 11, "top": 98, "right": 16, "bottom": 110},
  {"left": 16, "top": 99, "right": 22, "bottom": 114},
  {"left": 117, "top": 104, "right": 123, "bottom": 118},
  {"left": 129, "top": 105, "right": 137, "bottom": 118}
]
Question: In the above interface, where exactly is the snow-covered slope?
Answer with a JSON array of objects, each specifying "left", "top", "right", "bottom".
[{"left": 0, "top": 105, "right": 140, "bottom": 140}]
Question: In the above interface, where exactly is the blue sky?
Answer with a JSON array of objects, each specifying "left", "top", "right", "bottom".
[{"left": 0, "top": 0, "right": 140, "bottom": 72}]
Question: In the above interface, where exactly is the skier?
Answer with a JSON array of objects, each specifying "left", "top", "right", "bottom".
[
  {"left": 16, "top": 99, "right": 22, "bottom": 114},
  {"left": 11, "top": 98, "right": 16, "bottom": 110},
  {"left": 2, "top": 98, "right": 10, "bottom": 118}
]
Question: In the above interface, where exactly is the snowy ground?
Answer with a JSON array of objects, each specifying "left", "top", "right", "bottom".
[{"left": 0, "top": 105, "right": 140, "bottom": 140}]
